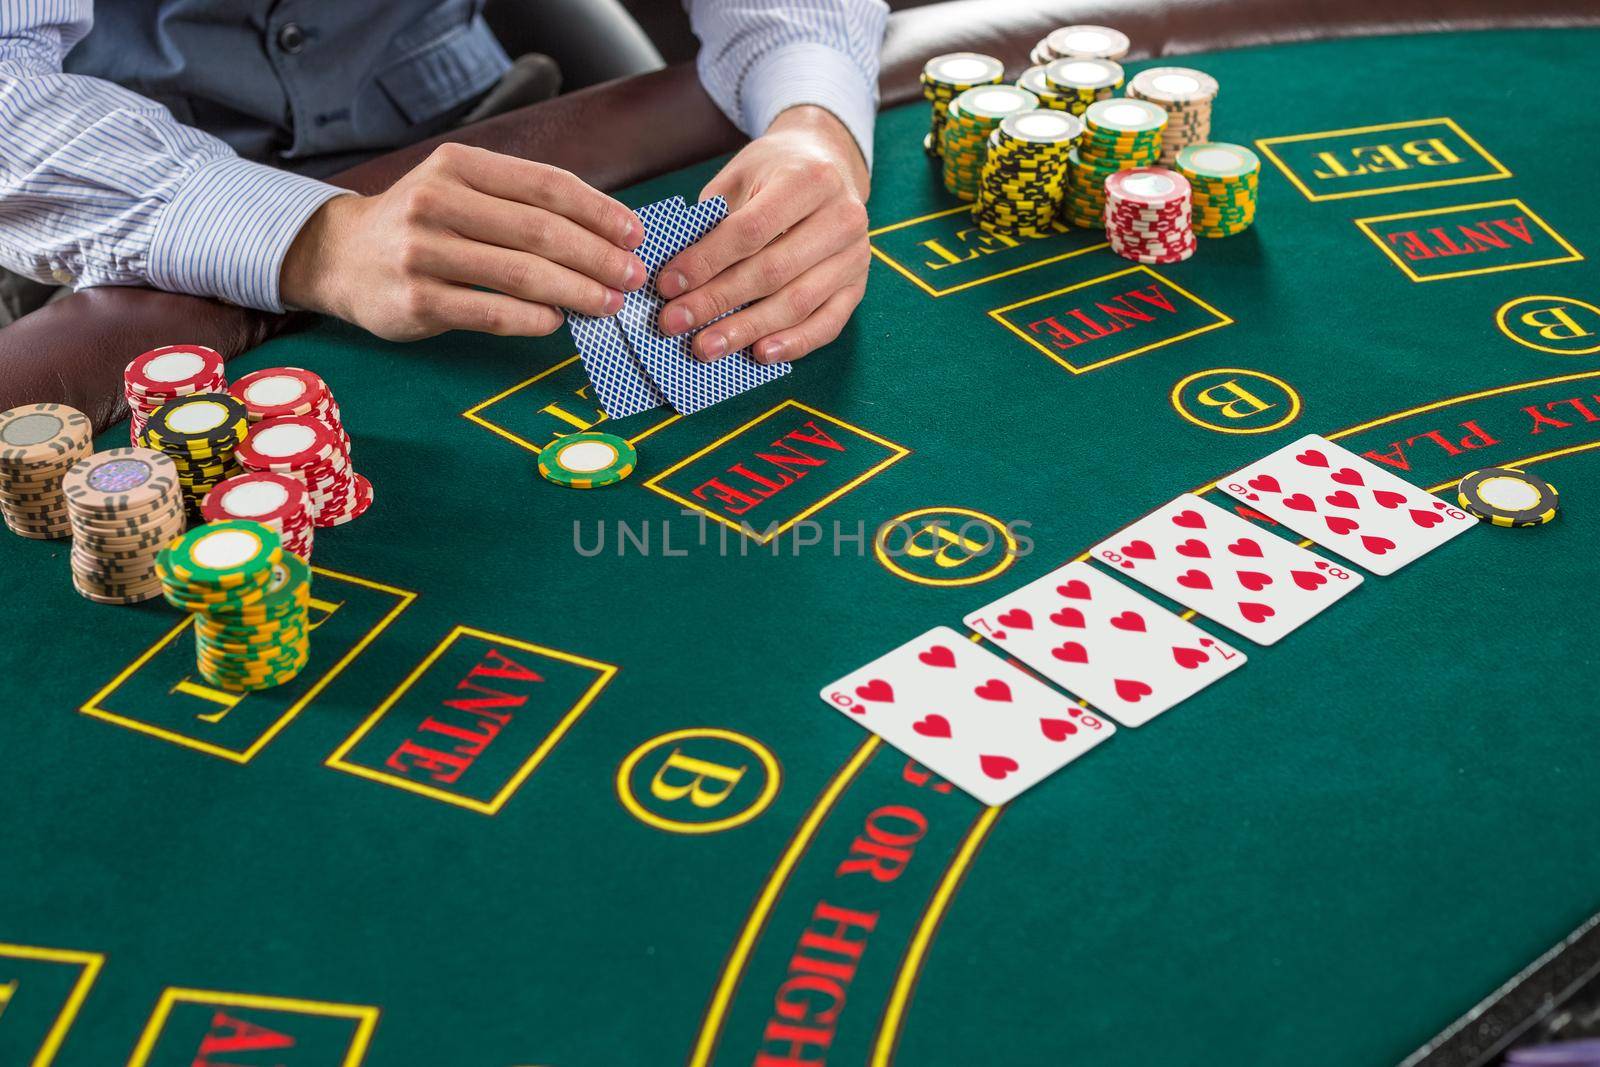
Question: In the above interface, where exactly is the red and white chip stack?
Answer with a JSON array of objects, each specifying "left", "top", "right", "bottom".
[
  {"left": 123, "top": 345, "right": 227, "bottom": 447},
  {"left": 1103, "top": 166, "right": 1196, "bottom": 264},
  {"left": 228, "top": 367, "right": 372, "bottom": 527},
  {"left": 200, "top": 471, "right": 316, "bottom": 561}
]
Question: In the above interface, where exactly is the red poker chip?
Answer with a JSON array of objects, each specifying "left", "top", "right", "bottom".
[
  {"left": 1104, "top": 166, "right": 1191, "bottom": 208},
  {"left": 321, "top": 474, "right": 373, "bottom": 528},
  {"left": 201, "top": 471, "right": 311, "bottom": 527},
  {"left": 228, "top": 367, "right": 328, "bottom": 420},
  {"left": 236, "top": 416, "right": 339, "bottom": 473},
  {"left": 124, "top": 344, "right": 225, "bottom": 395}
]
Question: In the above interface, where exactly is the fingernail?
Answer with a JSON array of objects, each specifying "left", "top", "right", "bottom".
[
  {"left": 698, "top": 332, "right": 727, "bottom": 361},
  {"left": 755, "top": 339, "right": 787, "bottom": 364},
  {"left": 661, "top": 305, "right": 694, "bottom": 335},
  {"left": 603, "top": 289, "right": 625, "bottom": 315},
  {"left": 624, "top": 257, "right": 647, "bottom": 290},
  {"left": 623, "top": 217, "right": 644, "bottom": 248},
  {"left": 659, "top": 270, "right": 688, "bottom": 299}
]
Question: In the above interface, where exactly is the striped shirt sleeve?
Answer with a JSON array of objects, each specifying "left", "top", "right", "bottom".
[
  {"left": 0, "top": 0, "right": 346, "bottom": 312},
  {"left": 686, "top": 0, "right": 889, "bottom": 169}
]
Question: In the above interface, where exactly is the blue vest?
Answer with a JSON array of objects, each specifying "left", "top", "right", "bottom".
[{"left": 65, "top": 0, "right": 510, "bottom": 171}]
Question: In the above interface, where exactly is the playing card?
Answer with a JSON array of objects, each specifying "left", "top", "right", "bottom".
[
  {"left": 964, "top": 561, "right": 1247, "bottom": 727},
  {"left": 1090, "top": 494, "right": 1363, "bottom": 645},
  {"left": 818, "top": 625, "right": 1114, "bottom": 806},
  {"left": 1217, "top": 434, "right": 1476, "bottom": 575},
  {"left": 568, "top": 308, "right": 666, "bottom": 419},
  {"left": 615, "top": 195, "right": 790, "bottom": 415}
]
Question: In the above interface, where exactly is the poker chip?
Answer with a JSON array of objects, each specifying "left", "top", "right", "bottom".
[
  {"left": 1061, "top": 97, "right": 1167, "bottom": 229},
  {"left": 1127, "top": 67, "right": 1219, "bottom": 165},
  {"left": 920, "top": 53, "right": 1006, "bottom": 159},
  {"left": 235, "top": 416, "right": 369, "bottom": 527},
  {"left": 972, "top": 109, "right": 1082, "bottom": 238},
  {"left": 1176, "top": 142, "right": 1260, "bottom": 237},
  {"left": 123, "top": 345, "right": 227, "bottom": 448},
  {"left": 229, "top": 367, "right": 369, "bottom": 526},
  {"left": 1456, "top": 467, "right": 1560, "bottom": 527},
  {"left": 0, "top": 403, "right": 93, "bottom": 540},
  {"left": 538, "top": 432, "right": 637, "bottom": 489},
  {"left": 61, "top": 447, "right": 186, "bottom": 604},
  {"left": 202, "top": 471, "right": 316, "bottom": 560},
  {"left": 139, "top": 392, "right": 250, "bottom": 514},
  {"left": 1040, "top": 57, "right": 1124, "bottom": 116},
  {"left": 941, "top": 85, "right": 1039, "bottom": 201},
  {"left": 1105, "top": 167, "right": 1196, "bottom": 263},
  {"left": 1030, "top": 24, "right": 1130, "bottom": 65}
]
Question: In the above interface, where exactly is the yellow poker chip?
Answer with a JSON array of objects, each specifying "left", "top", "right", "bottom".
[{"left": 538, "top": 432, "right": 637, "bottom": 489}]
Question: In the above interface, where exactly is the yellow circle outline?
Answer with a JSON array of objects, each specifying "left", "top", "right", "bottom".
[
  {"left": 615, "top": 727, "right": 780, "bottom": 835},
  {"left": 1495, "top": 295, "right": 1600, "bottom": 356},
  {"left": 1170, "top": 367, "right": 1303, "bottom": 435},
  {"left": 872, "top": 506, "right": 1020, "bottom": 588}
]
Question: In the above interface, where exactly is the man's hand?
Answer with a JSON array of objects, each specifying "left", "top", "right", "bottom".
[
  {"left": 656, "top": 105, "right": 871, "bottom": 365},
  {"left": 281, "top": 143, "right": 646, "bottom": 341}
]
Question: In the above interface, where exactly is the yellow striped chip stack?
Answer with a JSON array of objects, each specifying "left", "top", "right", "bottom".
[
  {"left": 920, "top": 53, "right": 1005, "bottom": 157},
  {"left": 1041, "top": 57, "right": 1124, "bottom": 116},
  {"left": 140, "top": 392, "right": 249, "bottom": 515},
  {"left": 1127, "top": 67, "right": 1219, "bottom": 165},
  {"left": 1176, "top": 142, "right": 1261, "bottom": 237},
  {"left": 941, "top": 84, "right": 1039, "bottom": 201},
  {"left": 0, "top": 403, "right": 92, "bottom": 540},
  {"left": 973, "top": 109, "right": 1082, "bottom": 238},
  {"left": 1062, "top": 97, "right": 1167, "bottom": 229}
]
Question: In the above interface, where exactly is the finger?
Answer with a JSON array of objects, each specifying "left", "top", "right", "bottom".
[
  {"left": 658, "top": 180, "right": 828, "bottom": 299},
  {"left": 415, "top": 234, "right": 624, "bottom": 317},
  {"left": 433, "top": 143, "right": 642, "bottom": 249},
  {"left": 435, "top": 188, "right": 646, "bottom": 293},
  {"left": 657, "top": 199, "right": 862, "bottom": 336},
  {"left": 415, "top": 281, "right": 566, "bottom": 338},
  {"left": 688, "top": 246, "right": 862, "bottom": 362},
  {"left": 752, "top": 283, "right": 864, "bottom": 364}
]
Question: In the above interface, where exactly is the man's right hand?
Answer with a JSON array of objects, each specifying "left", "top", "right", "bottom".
[{"left": 281, "top": 143, "right": 646, "bottom": 341}]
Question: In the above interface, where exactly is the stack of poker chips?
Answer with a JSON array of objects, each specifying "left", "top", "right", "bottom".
[
  {"left": 61, "top": 447, "right": 186, "bottom": 604},
  {"left": 1104, "top": 167, "right": 1197, "bottom": 264},
  {"left": 1030, "top": 24, "right": 1131, "bottom": 65},
  {"left": 235, "top": 416, "right": 372, "bottom": 528},
  {"left": 1040, "top": 57, "right": 1124, "bottom": 116},
  {"left": 123, "top": 345, "right": 227, "bottom": 448},
  {"left": 202, "top": 471, "right": 316, "bottom": 560},
  {"left": 1127, "top": 67, "right": 1219, "bottom": 165},
  {"left": 1176, "top": 142, "right": 1261, "bottom": 237},
  {"left": 973, "top": 109, "right": 1082, "bottom": 238},
  {"left": 157, "top": 520, "right": 311, "bottom": 692},
  {"left": 139, "top": 392, "right": 249, "bottom": 514},
  {"left": 0, "top": 403, "right": 92, "bottom": 540},
  {"left": 941, "top": 85, "right": 1038, "bottom": 201},
  {"left": 920, "top": 53, "right": 1005, "bottom": 157},
  {"left": 1061, "top": 97, "right": 1168, "bottom": 229},
  {"left": 228, "top": 366, "right": 352, "bottom": 454},
  {"left": 1015, "top": 66, "right": 1072, "bottom": 113}
]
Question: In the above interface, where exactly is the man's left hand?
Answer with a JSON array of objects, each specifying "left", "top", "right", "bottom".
[{"left": 655, "top": 105, "right": 871, "bottom": 365}]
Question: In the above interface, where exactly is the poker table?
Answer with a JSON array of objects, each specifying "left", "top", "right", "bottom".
[{"left": 8, "top": 5, "right": 1600, "bottom": 1067}]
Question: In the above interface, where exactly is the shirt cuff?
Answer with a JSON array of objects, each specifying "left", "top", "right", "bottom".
[
  {"left": 737, "top": 41, "right": 879, "bottom": 171},
  {"left": 148, "top": 156, "right": 348, "bottom": 313}
]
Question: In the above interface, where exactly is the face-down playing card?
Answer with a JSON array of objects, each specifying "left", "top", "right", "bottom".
[
  {"left": 1090, "top": 494, "right": 1363, "bottom": 645},
  {"left": 568, "top": 308, "right": 665, "bottom": 420},
  {"left": 819, "top": 626, "right": 1114, "bottom": 806},
  {"left": 965, "top": 561, "right": 1247, "bottom": 727}
]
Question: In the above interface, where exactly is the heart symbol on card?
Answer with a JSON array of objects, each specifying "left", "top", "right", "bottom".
[
  {"left": 1325, "top": 490, "right": 1359, "bottom": 509},
  {"left": 918, "top": 645, "right": 956, "bottom": 668},
  {"left": 996, "top": 609, "right": 1033, "bottom": 631},
  {"left": 912, "top": 714, "right": 951, "bottom": 738},
  {"left": 1177, "top": 538, "right": 1210, "bottom": 558},
  {"left": 1325, "top": 515, "right": 1359, "bottom": 535},
  {"left": 1372, "top": 489, "right": 1406, "bottom": 509},
  {"left": 1296, "top": 449, "right": 1329, "bottom": 468},
  {"left": 974, "top": 679, "right": 1012, "bottom": 702},
  {"left": 1292, "top": 569, "right": 1326, "bottom": 590},
  {"left": 1172, "top": 509, "right": 1206, "bottom": 529},
  {"left": 1248, "top": 474, "right": 1281, "bottom": 494},
  {"left": 856, "top": 679, "right": 893, "bottom": 702},
  {"left": 1228, "top": 538, "right": 1263, "bottom": 557},
  {"left": 1057, "top": 579, "right": 1091, "bottom": 600},
  {"left": 1109, "top": 610, "right": 1146, "bottom": 632},
  {"left": 1177, "top": 569, "right": 1212, "bottom": 590},
  {"left": 1410, "top": 508, "right": 1443, "bottom": 528},
  {"left": 1114, "top": 678, "right": 1153, "bottom": 702},
  {"left": 980, "top": 754, "right": 1019, "bottom": 779},
  {"left": 1237, "top": 570, "right": 1272, "bottom": 591},
  {"left": 1330, "top": 467, "right": 1365, "bottom": 487},
  {"left": 1284, "top": 493, "right": 1316, "bottom": 512},
  {"left": 1039, "top": 718, "right": 1078, "bottom": 741},
  {"left": 1239, "top": 601, "right": 1276, "bottom": 624},
  {"left": 1051, "top": 641, "right": 1088, "bottom": 664},
  {"left": 1122, "top": 540, "right": 1155, "bottom": 560},
  {"left": 1361, "top": 534, "right": 1396, "bottom": 555},
  {"left": 847, "top": 703, "right": 867, "bottom": 715},
  {"left": 1172, "top": 646, "right": 1209, "bottom": 669},
  {"left": 1050, "top": 607, "right": 1085, "bottom": 628}
]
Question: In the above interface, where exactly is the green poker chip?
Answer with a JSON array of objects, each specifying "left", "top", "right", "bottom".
[{"left": 538, "top": 432, "right": 637, "bottom": 489}]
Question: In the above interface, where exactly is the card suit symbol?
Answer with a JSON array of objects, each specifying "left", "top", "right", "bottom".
[
  {"left": 1177, "top": 568, "right": 1212, "bottom": 590},
  {"left": 974, "top": 679, "right": 1012, "bottom": 702},
  {"left": 1410, "top": 508, "right": 1444, "bottom": 528},
  {"left": 1432, "top": 500, "right": 1448, "bottom": 510},
  {"left": 1228, "top": 538, "right": 1263, "bottom": 557},
  {"left": 1284, "top": 493, "right": 1316, "bottom": 512},
  {"left": 1296, "top": 449, "right": 1329, "bottom": 468},
  {"left": 1198, "top": 637, "right": 1217, "bottom": 647},
  {"left": 848, "top": 704, "right": 867, "bottom": 715},
  {"left": 1248, "top": 474, "right": 1281, "bottom": 494},
  {"left": 856, "top": 679, "right": 893, "bottom": 702},
  {"left": 1172, "top": 509, "right": 1206, "bottom": 529},
  {"left": 1325, "top": 490, "right": 1359, "bottom": 509},
  {"left": 1330, "top": 467, "right": 1365, "bottom": 487},
  {"left": 1122, "top": 540, "right": 1156, "bottom": 560},
  {"left": 1050, "top": 607, "right": 1086, "bottom": 628},
  {"left": 1314, "top": 560, "right": 1330, "bottom": 570},
  {"left": 1109, "top": 610, "right": 1146, "bottom": 632},
  {"left": 1291, "top": 569, "right": 1327, "bottom": 591},
  {"left": 1236, "top": 570, "right": 1272, "bottom": 591},
  {"left": 1067, "top": 706, "right": 1083, "bottom": 718},
  {"left": 991, "top": 631, "right": 1007, "bottom": 641},
  {"left": 1372, "top": 489, "right": 1407, "bottom": 509},
  {"left": 980, "top": 754, "right": 1019, "bottom": 779},
  {"left": 1361, "top": 534, "right": 1396, "bottom": 555},
  {"left": 996, "top": 609, "right": 1034, "bottom": 631},
  {"left": 1120, "top": 561, "right": 1133, "bottom": 569},
  {"left": 912, "top": 714, "right": 951, "bottom": 738},
  {"left": 1051, "top": 641, "right": 1088, "bottom": 664},
  {"left": 1039, "top": 717, "right": 1079, "bottom": 741},
  {"left": 918, "top": 645, "right": 957, "bottom": 668},
  {"left": 1057, "top": 579, "right": 1092, "bottom": 600},
  {"left": 1176, "top": 538, "right": 1210, "bottom": 558},
  {"left": 1245, "top": 492, "right": 1259, "bottom": 501},
  {"left": 1325, "top": 515, "right": 1359, "bottom": 535},
  {"left": 1172, "top": 646, "right": 1209, "bottom": 669},
  {"left": 1239, "top": 601, "right": 1276, "bottom": 624},
  {"left": 1114, "top": 678, "right": 1153, "bottom": 702}
]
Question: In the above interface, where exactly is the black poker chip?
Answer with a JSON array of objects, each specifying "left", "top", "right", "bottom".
[{"left": 1457, "top": 467, "right": 1560, "bottom": 527}]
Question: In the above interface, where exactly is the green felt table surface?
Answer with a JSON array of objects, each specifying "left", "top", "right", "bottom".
[{"left": 4, "top": 25, "right": 1600, "bottom": 1067}]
